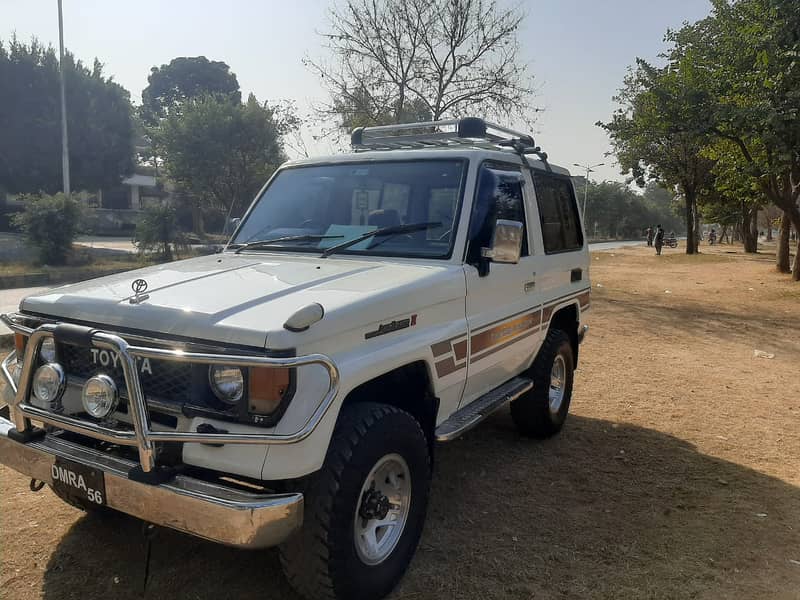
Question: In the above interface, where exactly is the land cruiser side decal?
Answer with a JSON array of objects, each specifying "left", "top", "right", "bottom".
[
  {"left": 431, "top": 288, "right": 591, "bottom": 378},
  {"left": 365, "top": 314, "right": 418, "bottom": 340}
]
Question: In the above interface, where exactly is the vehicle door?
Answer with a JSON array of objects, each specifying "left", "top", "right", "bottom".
[
  {"left": 461, "top": 161, "right": 545, "bottom": 405},
  {"left": 528, "top": 169, "right": 590, "bottom": 326}
]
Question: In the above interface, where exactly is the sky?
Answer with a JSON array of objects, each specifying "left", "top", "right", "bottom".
[{"left": 1, "top": 0, "right": 712, "bottom": 184}]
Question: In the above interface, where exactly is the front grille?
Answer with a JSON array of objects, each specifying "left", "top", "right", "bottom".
[{"left": 59, "top": 343, "right": 193, "bottom": 405}]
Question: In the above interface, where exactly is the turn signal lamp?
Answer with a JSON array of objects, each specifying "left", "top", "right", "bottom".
[
  {"left": 14, "top": 333, "right": 26, "bottom": 358},
  {"left": 248, "top": 367, "right": 290, "bottom": 415}
]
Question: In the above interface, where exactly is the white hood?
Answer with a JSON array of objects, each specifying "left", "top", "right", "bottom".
[{"left": 20, "top": 253, "right": 465, "bottom": 348}]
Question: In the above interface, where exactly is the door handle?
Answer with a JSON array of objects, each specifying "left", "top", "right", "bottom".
[
  {"left": 524, "top": 280, "right": 536, "bottom": 293},
  {"left": 571, "top": 268, "right": 583, "bottom": 282}
]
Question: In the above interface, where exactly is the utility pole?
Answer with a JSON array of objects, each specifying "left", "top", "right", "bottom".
[
  {"left": 573, "top": 162, "right": 604, "bottom": 222},
  {"left": 58, "top": 0, "right": 70, "bottom": 195}
]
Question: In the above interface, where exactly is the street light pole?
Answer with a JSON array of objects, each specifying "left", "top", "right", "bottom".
[
  {"left": 58, "top": 0, "right": 70, "bottom": 196},
  {"left": 572, "top": 162, "right": 604, "bottom": 222}
]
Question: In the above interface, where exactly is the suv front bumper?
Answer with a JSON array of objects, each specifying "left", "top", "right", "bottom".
[{"left": 0, "top": 413, "right": 303, "bottom": 548}]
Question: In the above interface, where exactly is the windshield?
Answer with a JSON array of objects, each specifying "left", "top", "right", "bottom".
[{"left": 230, "top": 160, "right": 466, "bottom": 258}]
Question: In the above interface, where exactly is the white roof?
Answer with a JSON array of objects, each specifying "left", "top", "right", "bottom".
[
  {"left": 284, "top": 148, "right": 571, "bottom": 177},
  {"left": 122, "top": 174, "right": 157, "bottom": 187}
]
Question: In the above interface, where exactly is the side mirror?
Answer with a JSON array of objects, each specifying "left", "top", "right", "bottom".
[{"left": 481, "top": 219, "right": 523, "bottom": 264}]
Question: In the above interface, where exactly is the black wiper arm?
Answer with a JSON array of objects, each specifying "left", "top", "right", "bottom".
[
  {"left": 321, "top": 222, "right": 441, "bottom": 258},
  {"left": 232, "top": 234, "right": 343, "bottom": 254}
]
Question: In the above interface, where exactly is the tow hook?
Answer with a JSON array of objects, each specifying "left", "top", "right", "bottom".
[{"left": 29, "top": 478, "right": 45, "bottom": 492}]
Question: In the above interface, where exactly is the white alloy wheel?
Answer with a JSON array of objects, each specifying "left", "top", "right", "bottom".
[{"left": 353, "top": 453, "right": 412, "bottom": 566}]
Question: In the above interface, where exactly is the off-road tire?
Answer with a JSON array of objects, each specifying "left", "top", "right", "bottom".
[
  {"left": 511, "top": 328, "right": 574, "bottom": 438},
  {"left": 279, "top": 402, "right": 431, "bottom": 600}
]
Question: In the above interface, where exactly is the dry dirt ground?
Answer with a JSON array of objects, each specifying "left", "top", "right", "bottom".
[{"left": 1, "top": 242, "right": 799, "bottom": 600}]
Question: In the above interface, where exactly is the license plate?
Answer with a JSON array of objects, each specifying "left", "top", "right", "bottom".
[{"left": 51, "top": 458, "right": 106, "bottom": 506}]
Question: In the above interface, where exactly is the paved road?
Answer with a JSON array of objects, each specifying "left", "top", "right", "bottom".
[
  {"left": 588, "top": 240, "right": 644, "bottom": 251},
  {"left": 0, "top": 286, "right": 50, "bottom": 336},
  {"left": 75, "top": 235, "right": 137, "bottom": 253}
]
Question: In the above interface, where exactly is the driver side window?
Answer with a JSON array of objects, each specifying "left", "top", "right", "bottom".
[{"left": 467, "top": 164, "right": 529, "bottom": 263}]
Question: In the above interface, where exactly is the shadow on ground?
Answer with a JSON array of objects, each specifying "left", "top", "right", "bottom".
[
  {"left": 40, "top": 413, "right": 800, "bottom": 600},
  {"left": 598, "top": 290, "right": 800, "bottom": 354}
]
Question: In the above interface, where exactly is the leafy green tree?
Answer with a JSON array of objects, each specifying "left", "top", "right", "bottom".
[
  {"left": 582, "top": 181, "right": 682, "bottom": 240},
  {"left": 310, "top": 0, "right": 536, "bottom": 129},
  {"left": 667, "top": 0, "right": 800, "bottom": 277},
  {"left": 0, "top": 37, "right": 134, "bottom": 194},
  {"left": 134, "top": 204, "right": 186, "bottom": 261},
  {"left": 141, "top": 56, "right": 240, "bottom": 125},
  {"left": 154, "top": 94, "right": 287, "bottom": 233},
  {"left": 700, "top": 139, "right": 766, "bottom": 252},
  {"left": 599, "top": 57, "right": 715, "bottom": 254},
  {"left": 11, "top": 193, "right": 83, "bottom": 264}
]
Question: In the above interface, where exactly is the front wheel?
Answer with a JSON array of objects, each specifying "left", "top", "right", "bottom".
[
  {"left": 511, "top": 328, "right": 575, "bottom": 438},
  {"left": 280, "top": 403, "right": 431, "bottom": 600}
]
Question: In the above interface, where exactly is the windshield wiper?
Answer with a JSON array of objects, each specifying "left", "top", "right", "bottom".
[
  {"left": 320, "top": 222, "right": 441, "bottom": 258},
  {"left": 232, "top": 234, "right": 343, "bottom": 254}
]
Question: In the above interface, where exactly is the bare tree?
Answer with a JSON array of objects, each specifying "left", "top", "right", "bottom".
[{"left": 307, "top": 0, "right": 537, "bottom": 130}]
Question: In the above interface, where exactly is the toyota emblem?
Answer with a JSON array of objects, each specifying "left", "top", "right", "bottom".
[{"left": 131, "top": 278, "right": 149, "bottom": 294}]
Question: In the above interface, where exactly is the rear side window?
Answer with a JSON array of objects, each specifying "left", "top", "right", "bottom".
[{"left": 532, "top": 173, "right": 583, "bottom": 253}]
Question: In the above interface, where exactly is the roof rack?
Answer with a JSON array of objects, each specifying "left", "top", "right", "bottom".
[{"left": 350, "top": 117, "right": 548, "bottom": 162}]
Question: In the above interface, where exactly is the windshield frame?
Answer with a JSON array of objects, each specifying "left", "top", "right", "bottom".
[{"left": 225, "top": 157, "right": 470, "bottom": 260}]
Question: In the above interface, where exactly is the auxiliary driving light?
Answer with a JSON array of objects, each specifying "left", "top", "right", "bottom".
[
  {"left": 82, "top": 374, "right": 119, "bottom": 418},
  {"left": 32, "top": 363, "right": 66, "bottom": 407}
]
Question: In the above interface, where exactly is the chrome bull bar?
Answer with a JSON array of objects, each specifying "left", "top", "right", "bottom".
[{"left": 1, "top": 315, "right": 340, "bottom": 474}]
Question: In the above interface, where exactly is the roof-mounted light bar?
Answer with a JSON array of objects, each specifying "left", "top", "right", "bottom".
[{"left": 350, "top": 117, "right": 547, "bottom": 162}]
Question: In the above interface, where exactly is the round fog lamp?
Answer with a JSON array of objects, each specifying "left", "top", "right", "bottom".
[
  {"left": 39, "top": 337, "right": 57, "bottom": 363},
  {"left": 82, "top": 374, "right": 118, "bottom": 418},
  {"left": 209, "top": 365, "right": 244, "bottom": 404},
  {"left": 32, "top": 363, "right": 66, "bottom": 405}
]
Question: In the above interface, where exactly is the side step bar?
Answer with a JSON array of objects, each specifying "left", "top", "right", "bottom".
[{"left": 435, "top": 376, "right": 533, "bottom": 442}]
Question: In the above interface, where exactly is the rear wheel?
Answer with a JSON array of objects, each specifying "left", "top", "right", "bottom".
[
  {"left": 511, "top": 328, "right": 575, "bottom": 438},
  {"left": 280, "top": 402, "right": 431, "bottom": 600}
]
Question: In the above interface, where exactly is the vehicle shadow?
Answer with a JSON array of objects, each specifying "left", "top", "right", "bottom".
[{"left": 40, "top": 413, "right": 800, "bottom": 600}]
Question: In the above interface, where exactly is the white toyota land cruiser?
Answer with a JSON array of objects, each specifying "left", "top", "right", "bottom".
[{"left": 1, "top": 118, "right": 589, "bottom": 600}]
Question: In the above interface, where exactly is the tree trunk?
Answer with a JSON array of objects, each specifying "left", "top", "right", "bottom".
[
  {"left": 766, "top": 210, "right": 773, "bottom": 241},
  {"left": 684, "top": 191, "right": 697, "bottom": 254},
  {"left": 191, "top": 205, "right": 205, "bottom": 235},
  {"left": 693, "top": 200, "right": 701, "bottom": 252},
  {"left": 742, "top": 202, "right": 758, "bottom": 253},
  {"left": 778, "top": 207, "right": 800, "bottom": 281}
]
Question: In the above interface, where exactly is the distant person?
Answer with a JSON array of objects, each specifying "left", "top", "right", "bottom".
[
  {"left": 654, "top": 225, "right": 665, "bottom": 255},
  {"left": 646, "top": 227, "right": 654, "bottom": 247},
  {"left": 709, "top": 228, "right": 717, "bottom": 245}
]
